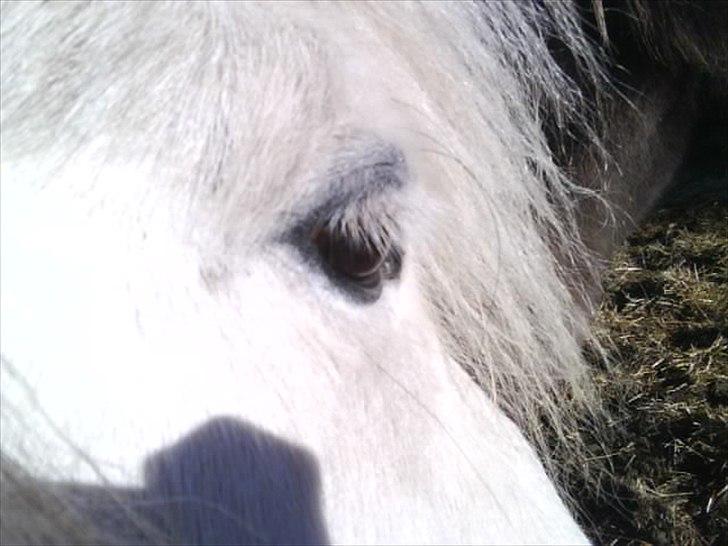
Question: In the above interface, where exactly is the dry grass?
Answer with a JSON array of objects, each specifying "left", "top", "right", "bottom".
[{"left": 568, "top": 199, "right": 727, "bottom": 545}]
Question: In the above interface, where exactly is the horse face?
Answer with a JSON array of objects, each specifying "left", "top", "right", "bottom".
[{"left": 1, "top": 3, "right": 592, "bottom": 544}]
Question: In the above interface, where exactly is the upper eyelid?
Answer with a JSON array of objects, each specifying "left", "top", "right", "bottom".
[
  {"left": 320, "top": 143, "right": 407, "bottom": 214},
  {"left": 284, "top": 140, "right": 408, "bottom": 242}
]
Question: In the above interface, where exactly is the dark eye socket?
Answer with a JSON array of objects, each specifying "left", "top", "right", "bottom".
[{"left": 311, "top": 224, "right": 402, "bottom": 295}]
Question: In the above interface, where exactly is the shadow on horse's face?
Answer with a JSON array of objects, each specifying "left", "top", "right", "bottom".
[{"left": 53, "top": 418, "right": 330, "bottom": 546}]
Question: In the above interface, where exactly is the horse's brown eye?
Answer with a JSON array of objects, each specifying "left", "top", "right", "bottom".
[{"left": 311, "top": 225, "right": 401, "bottom": 292}]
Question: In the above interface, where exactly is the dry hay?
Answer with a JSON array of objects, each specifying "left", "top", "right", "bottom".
[{"left": 566, "top": 120, "right": 727, "bottom": 545}]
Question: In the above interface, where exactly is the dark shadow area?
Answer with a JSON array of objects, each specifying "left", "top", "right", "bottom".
[{"left": 658, "top": 112, "right": 728, "bottom": 209}]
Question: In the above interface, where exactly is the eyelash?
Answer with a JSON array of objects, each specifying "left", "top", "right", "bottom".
[{"left": 310, "top": 215, "right": 403, "bottom": 302}]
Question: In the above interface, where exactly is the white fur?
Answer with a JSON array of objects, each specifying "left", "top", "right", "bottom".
[{"left": 0, "top": 2, "right": 609, "bottom": 544}]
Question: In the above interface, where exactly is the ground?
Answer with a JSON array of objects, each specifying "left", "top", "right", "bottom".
[{"left": 569, "top": 123, "right": 727, "bottom": 545}]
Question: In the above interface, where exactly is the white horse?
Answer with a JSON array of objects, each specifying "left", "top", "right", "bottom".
[{"left": 1, "top": 1, "right": 725, "bottom": 544}]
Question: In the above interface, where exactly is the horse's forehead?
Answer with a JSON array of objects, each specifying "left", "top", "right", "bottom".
[
  {"left": 2, "top": 3, "right": 372, "bottom": 233},
  {"left": 157, "top": 7, "right": 342, "bottom": 202},
  {"left": 182, "top": 9, "right": 415, "bottom": 204},
  {"left": 205, "top": 7, "right": 412, "bottom": 201},
  {"left": 135, "top": 5, "right": 419, "bottom": 245},
  {"left": 3, "top": 3, "right": 426, "bottom": 272}
]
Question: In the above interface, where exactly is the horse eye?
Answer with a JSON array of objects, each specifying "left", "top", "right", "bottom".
[{"left": 311, "top": 225, "right": 402, "bottom": 292}]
